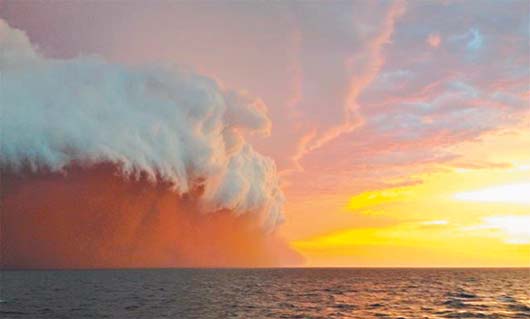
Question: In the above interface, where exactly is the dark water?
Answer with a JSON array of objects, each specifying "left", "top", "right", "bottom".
[{"left": 1, "top": 268, "right": 529, "bottom": 318}]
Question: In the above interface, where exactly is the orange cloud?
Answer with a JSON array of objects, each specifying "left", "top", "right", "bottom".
[
  {"left": 1, "top": 164, "right": 302, "bottom": 269},
  {"left": 426, "top": 33, "right": 441, "bottom": 48}
]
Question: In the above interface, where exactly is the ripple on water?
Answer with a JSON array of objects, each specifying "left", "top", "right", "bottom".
[
  {"left": 443, "top": 298, "right": 467, "bottom": 308},
  {"left": 0, "top": 268, "right": 529, "bottom": 318}
]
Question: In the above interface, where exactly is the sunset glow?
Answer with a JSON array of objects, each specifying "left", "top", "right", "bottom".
[
  {"left": 2, "top": 3, "right": 530, "bottom": 319},
  {"left": 289, "top": 127, "right": 530, "bottom": 267},
  {"left": 1, "top": 1, "right": 529, "bottom": 269}
]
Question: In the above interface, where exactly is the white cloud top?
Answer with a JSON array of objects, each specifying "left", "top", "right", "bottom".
[{"left": 0, "top": 19, "right": 284, "bottom": 228}]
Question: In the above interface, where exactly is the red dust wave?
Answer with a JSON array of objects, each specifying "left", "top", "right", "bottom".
[
  {"left": 0, "top": 19, "right": 301, "bottom": 269},
  {"left": 0, "top": 163, "right": 301, "bottom": 269}
]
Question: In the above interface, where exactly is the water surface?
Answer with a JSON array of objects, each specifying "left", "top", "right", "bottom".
[{"left": 1, "top": 268, "right": 529, "bottom": 318}]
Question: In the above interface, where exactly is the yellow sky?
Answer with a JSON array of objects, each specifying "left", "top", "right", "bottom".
[{"left": 288, "top": 125, "right": 530, "bottom": 267}]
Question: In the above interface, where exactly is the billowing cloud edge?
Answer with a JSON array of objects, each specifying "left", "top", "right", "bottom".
[{"left": 0, "top": 19, "right": 284, "bottom": 228}]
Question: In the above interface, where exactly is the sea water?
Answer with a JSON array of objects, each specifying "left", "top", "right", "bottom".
[{"left": 1, "top": 268, "right": 529, "bottom": 318}]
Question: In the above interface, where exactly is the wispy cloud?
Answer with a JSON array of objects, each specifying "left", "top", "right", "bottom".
[
  {"left": 463, "top": 216, "right": 530, "bottom": 245},
  {"left": 455, "top": 183, "right": 530, "bottom": 204}
]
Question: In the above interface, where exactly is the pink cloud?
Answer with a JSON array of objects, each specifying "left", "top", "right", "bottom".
[
  {"left": 427, "top": 33, "right": 442, "bottom": 48},
  {"left": 1, "top": 1, "right": 406, "bottom": 173}
]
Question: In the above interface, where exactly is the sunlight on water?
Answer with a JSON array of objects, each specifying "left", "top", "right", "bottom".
[{"left": 1, "top": 269, "right": 529, "bottom": 318}]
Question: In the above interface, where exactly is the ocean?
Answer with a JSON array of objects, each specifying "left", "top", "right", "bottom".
[{"left": 1, "top": 268, "right": 529, "bottom": 318}]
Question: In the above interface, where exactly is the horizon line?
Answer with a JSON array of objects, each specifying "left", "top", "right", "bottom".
[{"left": 2, "top": 266, "right": 529, "bottom": 271}]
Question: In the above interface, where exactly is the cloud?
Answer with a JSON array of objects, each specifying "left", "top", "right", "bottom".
[
  {"left": 454, "top": 182, "right": 530, "bottom": 204},
  {"left": 285, "top": 0, "right": 530, "bottom": 196},
  {"left": 463, "top": 215, "right": 530, "bottom": 245},
  {"left": 0, "top": 19, "right": 284, "bottom": 228},
  {"left": 1, "top": 1, "right": 407, "bottom": 174},
  {"left": 420, "top": 220, "right": 448, "bottom": 226},
  {"left": 466, "top": 28, "right": 483, "bottom": 50},
  {"left": 1, "top": 164, "right": 303, "bottom": 268},
  {"left": 426, "top": 33, "right": 441, "bottom": 48},
  {"left": 287, "top": 0, "right": 406, "bottom": 168}
]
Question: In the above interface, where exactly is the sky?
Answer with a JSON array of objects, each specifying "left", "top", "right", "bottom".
[{"left": 1, "top": 0, "right": 529, "bottom": 267}]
